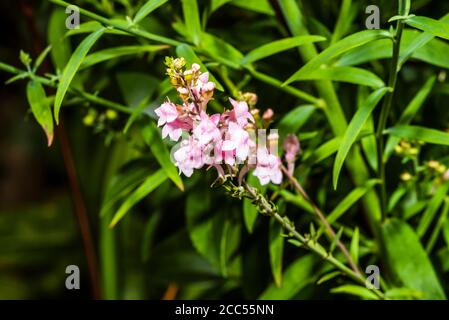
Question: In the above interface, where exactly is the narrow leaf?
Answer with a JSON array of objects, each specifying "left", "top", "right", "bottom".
[
  {"left": 381, "top": 219, "right": 446, "bottom": 299},
  {"left": 284, "top": 30, "right": 391, "bottom": 85},
  {"left": 133, "top": 0, "right": 168, "bottom": 24},
  {"left": 182, "top": 0, "right": 202, "bottom": 45},
  {"left": 333, "top": 87, "right": 389, "bottom": 189},
  {"left": 26, "top": 80, "right": 54, "bottom": 146},
  {"left": 54, "top": 27, "right": 105, "bottom": 123},
  {"left": 386, "top": 125, "right": 449, "bottom": 146},
  {"left": 109, "top": 169, "right": 167, "bottom": 227},
  {"left": 406, "top": 16, "right": 449, "bottom": 41},
  {"left": 293, "top": 66, "right": 384, "bottom": 88},
  {"left": 242, "top": 35, "right": 326, "bottom": 64}
]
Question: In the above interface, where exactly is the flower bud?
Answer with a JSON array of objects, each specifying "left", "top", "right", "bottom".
[{"left": 400, "top": 172, "right": 412, "bottom": 182}]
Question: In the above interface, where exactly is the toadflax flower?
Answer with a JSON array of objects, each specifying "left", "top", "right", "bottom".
[
  {"left": 283, "top": 134, "right": 300, "bottom": 175},
  {"left": 253, "top": 148, "right": 282, "bottom": 185},
  {"left": 154, "top": 58, "right": 290, "bottom": 186}
]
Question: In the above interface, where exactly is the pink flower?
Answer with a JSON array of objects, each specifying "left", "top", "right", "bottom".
[
  {"left": 283, "top": 134, "right": 300, "bottom": 163},
  {"left": 161, "top": 120, "right": 183, "bottom": 141},
  {"left": 230, "top": 98, "right": 254, "bottom": 127},
  {"left": 221, "top": 122, "right": 254, "bottom": 163},
  {"left": 173, "top": 137, "right": 204, "bottom": 177},
  {"left": 155, "top": 102, "right": 178, "bottom": 127},
  {"left": 253, "top": 148, "right": 282, "bottom": 185},
  {"left": 193, "top": 112, "right": 221, "bottom": 145}
]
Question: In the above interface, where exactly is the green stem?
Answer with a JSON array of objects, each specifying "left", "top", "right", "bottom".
[
  {"left": 50, "top": 0, "right": 321, "bottom": 107},
  {"left": 242, "top": 182, "right": 384, "bottom": 299},
  {"left": 376, "top": 19, "right": 405, "bottom": 221},
  {"left": 0, "top": 61, "right": 131, "bottom": 113}
]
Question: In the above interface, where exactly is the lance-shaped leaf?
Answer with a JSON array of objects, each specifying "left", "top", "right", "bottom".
[
  {"left": 333, "top": 87, "right": 389, "bottom": 189},
  {"left": 80, "top": 45, "right": 169, "bottom": 70},
  {"left": 284, "top": 29, "right": 391, "bottom": 86},
  {"left": 241, "top": 35, "right": 326, "bottom": 64},
  {"left": 385, "top": 125, "right": 449, "bottom": 146},
  {"left": 292, "top": 66, "right": 384, "bottom": 88},
  {"left": 26, "top": 80, "right": 54, "bottom": 146},
  {"left": 381, "top": 219, "right": 446, "bottom": 299},
  {"left": 406, "top": 16, "right": 449, "bottom": 41},
  {"left": 182, "top": 0, "right": 202, "bottom": 45},
  {"left": 133, "top": 0, "right": 168, "bottom": 24},
  {"left": 54, "top": 27, "right": 105, "bottom": 123},
  {"left": 109, "top": 169, "right": 167, "bottom": 227}
]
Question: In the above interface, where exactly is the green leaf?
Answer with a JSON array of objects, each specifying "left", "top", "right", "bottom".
[
  {"left": 242, "top": 35, "right": 326, "bottom": 64},
  {"left": 406, "top": 16, "right": 449, "bottom": 41},
  {"left": 231, "top": 0, "right": 274, "bottom": 15},
  {"left": 385, "top": 125, "right": 449, "bottom": 146},
  {"left": 116, "top": 72, "right": 158, "bottom": 107},
  {"left": 384, "top": 76, "right": 436, "bottom": 159},
  {"left": 133, "top": 0, "right": 168, "bottom": 24},
  {"left": 142, "top": 123, "right": 184, "bottom": 191},
  {"left": 26, "top": 80, "right": 54, "bottom": 146},
  {"left": 185, "top": 192, "right": 240, "bottom": 276},
  {"left": 417, "top": 181, "right": 449, "bottom": 238},
  {"left": 381, "top": 218, "right": 446, "bottom": 299},
  {"left": 48, "top": 9, "right": 71, "bottom": 71},
  {"left": 278, "top": 105, "right": 316, "bottom": 138},
  {"left": 33, "top": 45, "right": 52, "bottom": 72},
  {"left": 317, "top": 271, "right": 341, "bottom": 285},
  {"left": 327, "top": 180, "right": 380, "bottom": 224},
  {"left": 284, "top": 30, "right": 391, "bottom": 85},
  {"left": 100, "top": 159, "right": 153, "bottom": 217},
  {"left": 349, "top": 227, "right": 359, "bottom": 265},
  {"left": 259, "top": 255, "right": 317, "bottom": 299},
  {"left": 54, "top": 27, "right": 105, "bottom": 123},
  {"left": 333, "top": 87, "right": 389, "bottom": 189},
  {"left": 81, "top": 45, "right": 169, "bottom": 70},
  {"left": 182, "top": 0, "right": 202, "bottom": 45},
  {"left": 331, "top": 285, "right": 380, "bottom": 300},
  {"left": 269, "top": 220, "right": 284, "bottom": 287},
  {"left": 400, "top": 14, "right": 449, "bottom": 66},
  {"left": 331, "top": 0, "right": 354, "bottom": 45},
  {"left": 109, "top": 169, "right": 167, "bottom": 227},
  {"left": 210, "top": 0, "right": 231, "bottom": 13},
  {"left": 292, "top": 66, "right": 384, "bottom": 88},
  {"left": 176, "top": 44, "right": 224, "bottom": 91},
  {"left": 199, "top": 32, "right": 244, "bottom": 70}
]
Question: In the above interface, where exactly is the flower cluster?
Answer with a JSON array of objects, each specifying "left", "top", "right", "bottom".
[{"left": 154, "top": 58, "right": 300, "bottom": 186}]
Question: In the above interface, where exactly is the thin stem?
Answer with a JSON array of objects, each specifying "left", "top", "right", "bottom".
[
  {"left": 242, "top": 182, "right": 384, "bottom": 299},
  {"left": 280, "top": 165, "right": 362, "bottom": 277},
  {"left": 0, "top": 62, "right": 132, "bottom": 113},
  {"left": 376, "top": 19, "right": 405, "bottom": 221},
  {"left": 49, "top": 0, "right": 322, "bottom": 107}
]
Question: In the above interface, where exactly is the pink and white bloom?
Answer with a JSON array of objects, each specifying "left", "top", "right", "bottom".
[
  {"left": 230, "top": 98, "right": 254, "bottom": 127},
  {"left": 174, "top": 137, "right": 204, "bottom": 177},
  {"left": 193, "top": 112, "right": 221, "bottom": 145},
  {"left": 253, "top": 148, "right": 282, "bottom": 185},
  {"left": 161, "top": 121, "right": 183, "bottom": 141},
  {"left": 155, "top": 102, "right": 178, "bottom": 127},
  {"left": 221, "top": 122, "right": 254, "bottom": 162}
]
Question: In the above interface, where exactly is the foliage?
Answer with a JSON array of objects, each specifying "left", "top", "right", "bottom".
[{"left": 1, "top": 0, "right": 449, "bottom": 300}]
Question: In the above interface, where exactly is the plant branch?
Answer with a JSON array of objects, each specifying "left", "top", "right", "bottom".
[
  {"left": 280, "top": 165, "right": 362, "bottom": 276},
  {"left": 49, "top": 0, "right": 321, "bottom": 106},
  {"left": 0, "top": 62, "right": 132, "bottom": 113},
  {"left": 241, "top": 181, "right": 384, "bottom": 299}
]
